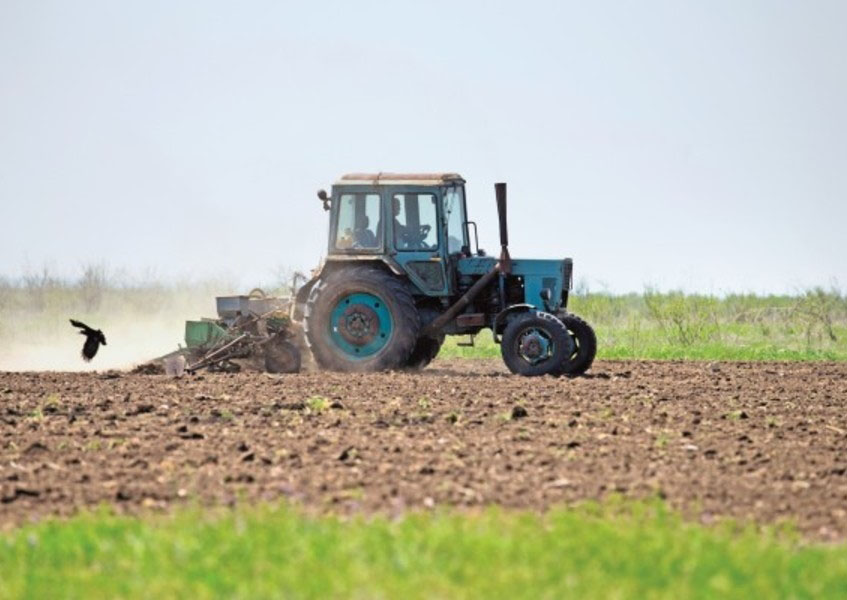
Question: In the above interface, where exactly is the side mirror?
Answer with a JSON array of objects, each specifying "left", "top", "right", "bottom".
[{"left": 317, "top": 189, "right": 331, "bottom": 211}]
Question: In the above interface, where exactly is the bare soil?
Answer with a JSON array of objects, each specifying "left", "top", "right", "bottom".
[{"left": 2, "top": 360, "right": 847, "bottom": 539}]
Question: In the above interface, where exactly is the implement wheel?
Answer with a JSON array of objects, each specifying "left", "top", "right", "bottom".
[
  {"left": 304, "top": 267, "right": 420, "bottom": 372},
  {"left": 264, "top": 338, "right": 301, "bottom": 374},
  {"left": 501, "top": 312, "right": 573, "bottom": 377},
  {"left": 556, "top": 314, "right": 597, "bottom": 376}
]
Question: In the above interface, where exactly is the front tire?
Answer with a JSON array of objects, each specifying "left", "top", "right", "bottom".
[
  {"left": 304, "top": 267, "right": 421, "bottom": 372},
  {"left": 556, "top": 314, "right": 597, "bottom": 376},
  {"left": 500, "top": 312, "right": 573, "bottom": 377}
]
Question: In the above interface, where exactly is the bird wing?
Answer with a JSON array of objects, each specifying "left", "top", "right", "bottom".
[{"left": 70, "top": 319, "right": 93, "bottom": 333}]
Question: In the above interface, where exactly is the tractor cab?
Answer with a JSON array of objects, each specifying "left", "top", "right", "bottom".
[{"left": 322, "top": 173, "right": 470, "bottom": 296}]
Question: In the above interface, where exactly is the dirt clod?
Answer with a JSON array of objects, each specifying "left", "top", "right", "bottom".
[{"left": 130, "top": 362, "right": 164, "bottom": 375}]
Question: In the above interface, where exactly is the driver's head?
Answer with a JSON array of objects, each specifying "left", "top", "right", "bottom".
[{"left": 392, "top": 197, "right": 401, "bottom": 217}]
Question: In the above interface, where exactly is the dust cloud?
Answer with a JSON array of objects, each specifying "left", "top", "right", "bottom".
[
  {"left": 0, "top": 318, "right": 188, "bottom": 372},
  {"left": 0, "top": 289, "right": 219, "bottom": 372}
]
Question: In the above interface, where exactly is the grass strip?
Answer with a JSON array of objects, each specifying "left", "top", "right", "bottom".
[
  {"left": 439, "top": 332, "right": 847, "bottom": 361},
  {"left": 2, "top": 501, "right": 846, "bottom": 599}
]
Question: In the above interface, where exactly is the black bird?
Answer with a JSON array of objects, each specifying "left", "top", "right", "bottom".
[{"left": 69, "top": 319, "right": 107, "bottom": 361}]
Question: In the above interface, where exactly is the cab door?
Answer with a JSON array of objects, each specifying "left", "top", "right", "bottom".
[
  {"left": 442, "top": 184, "right": 469, "bottom": 295},
  {"left": 389, "top": 188, "right": 449, "bottom": 296}
]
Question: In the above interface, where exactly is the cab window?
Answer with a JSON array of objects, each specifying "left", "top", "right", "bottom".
[
  {"left": 392, "top": 193, "right": 438, "bottom": 250},
  {"left": 334, "top": 193, "right": 381, "bottom": 250}
]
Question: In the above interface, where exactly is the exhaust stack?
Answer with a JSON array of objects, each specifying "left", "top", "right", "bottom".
[{"left": 495, "top": 182, "right": 511, "bottom": 273}]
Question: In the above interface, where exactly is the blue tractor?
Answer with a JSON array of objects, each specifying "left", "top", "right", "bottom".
[{"left": 295, "top": 173, "right": 596, "bottom": 376}]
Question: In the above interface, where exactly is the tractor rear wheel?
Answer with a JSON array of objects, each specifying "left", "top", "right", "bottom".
[
  {"left": 500, "top": 312, "right": 573, "bottom": 377},
  {"left": 405, "top": 335, "right": 445, "bottom": 370},
  {"left": 404, "top": 307, "right": 444, "bottom": 370},
  {"left": 304, "top": 267, "right": 421, "bottom": 372},
  {"left": 555, "top": 314, "right": 597, "bottom": 376}
]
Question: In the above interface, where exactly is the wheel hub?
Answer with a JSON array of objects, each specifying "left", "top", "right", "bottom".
[
  {"left": 518, "top": 329, "right": 551, "bottom": 365},
  {"left": 328, "top": 292, "right": 393, "bottom": 359},
  {"left": 337, "top": 304, "right": 379, "bottom": 346}
]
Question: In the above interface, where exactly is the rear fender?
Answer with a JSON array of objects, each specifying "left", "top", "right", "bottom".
[
  {"left": 293, "top": 278, "right": 318, "bottom": 321},
  {"left": 323, "top": 256, "right": 404, "bottom": 276},
  {"left": 293, "top": 258, "right": 402, "bottom": 322}
]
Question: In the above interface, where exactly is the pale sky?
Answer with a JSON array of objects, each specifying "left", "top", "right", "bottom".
[{"left": 1, "top": 0, "right": 845, "bottom": 294}]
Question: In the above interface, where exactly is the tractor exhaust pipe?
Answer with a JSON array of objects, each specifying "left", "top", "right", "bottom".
[{"left": 495, "top": 182, "right": 511, "bottom": 273}]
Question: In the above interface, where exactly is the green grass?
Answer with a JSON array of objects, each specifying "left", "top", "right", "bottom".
[
  {"left": 2, "top": 501, "right": 846, "bottom": 599},
  {"left": 441, "top": 288, "right": 847, "bottom": 361},
  {"left": 2, "top": 268, "right": 846, "bottom": 363},
  {"left": 440, "top": 329, "right": 847, "bottom": 361}
]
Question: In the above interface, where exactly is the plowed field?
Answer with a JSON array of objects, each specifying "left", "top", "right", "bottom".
[{"left": 2, "top": 360, "right": 846, "bottom": 539}]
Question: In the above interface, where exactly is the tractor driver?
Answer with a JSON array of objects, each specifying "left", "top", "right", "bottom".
[
  {"left": 392, "top": 197, "right": 409, "bottom": 248},
  {"left": 392, "top": 195, "right": 434, "bottom": 249},
  {"left": 353, "top": 215, "right": 377, "bottom": 248}
]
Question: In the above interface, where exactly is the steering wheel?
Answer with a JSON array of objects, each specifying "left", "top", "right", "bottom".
[{"left": 400, "top": 224, "right": 431, "bottom": 249}]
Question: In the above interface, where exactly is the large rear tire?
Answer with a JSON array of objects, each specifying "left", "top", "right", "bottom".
[
  {"left": 404, "top": 307, "right": 444, "bottom": 370},
  {"left": 405, "top": 335, "right": 444, "bottom": 370},
  {"left": 304, "top": 267, "right": 421, "bottom": 372},
  {"left": 501, "top": 312, "right": 573, "bottom": 377},
  {"left": 556, "top": 314, "right": 597, "bottom": 376}
]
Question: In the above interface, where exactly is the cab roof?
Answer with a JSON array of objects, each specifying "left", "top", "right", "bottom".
[{"left": 336, "top": 172, "right": 465, "bottom": 186}]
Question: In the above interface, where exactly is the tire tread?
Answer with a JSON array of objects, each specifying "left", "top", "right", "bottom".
[{"left": 304, "top": 267, "right": 420, "bottom": 372}]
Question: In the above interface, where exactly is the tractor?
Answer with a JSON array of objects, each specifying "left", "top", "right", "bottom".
[{"left": 294, "top": 173, "right": 597, "bottom": 377}]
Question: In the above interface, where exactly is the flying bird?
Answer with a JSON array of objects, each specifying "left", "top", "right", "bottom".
[{"left": 69, "top": 319, "right": 107, "bottom": 361}]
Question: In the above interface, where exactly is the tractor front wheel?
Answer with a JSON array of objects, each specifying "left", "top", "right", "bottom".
[
  {"left": 500, "top": 312, "right": 573, "bottom": 377},
  {"left": 304, "top": 267, "right": 420, "bottom": 372},
  {"left": 556, "top": 314, "right": 597, "bottom": 376}
]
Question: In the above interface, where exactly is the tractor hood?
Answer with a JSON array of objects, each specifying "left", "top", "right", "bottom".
[{"left": 457, "top": 256, "right": 574, "bottom": 312}]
